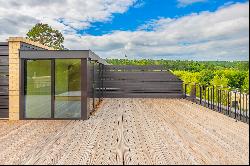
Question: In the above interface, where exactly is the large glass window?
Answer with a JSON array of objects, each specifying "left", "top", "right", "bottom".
[
  {"left": 25, "top": 60, "right": 51, "bottom": 118},
  {"left": 24, "top": 59, "right": 83, "bottom": 119},
  {"left": 55, "top": 59, "right": 81, "bottom": 118}
]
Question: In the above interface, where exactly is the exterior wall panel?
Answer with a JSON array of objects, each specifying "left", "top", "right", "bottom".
[
  {"left": 0, "top": 42, "right": 9, "bottom": 119},
  {"left": 103, "top": 65, "right": 184, "bottom": 98}
]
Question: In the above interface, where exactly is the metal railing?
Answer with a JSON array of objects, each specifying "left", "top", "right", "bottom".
[{"left": 184, "top": 83, "right": 249, "bottom": 124}]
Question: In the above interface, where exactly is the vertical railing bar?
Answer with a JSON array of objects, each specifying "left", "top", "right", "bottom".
[
  {"left": 227, "top": 90, "right": 229, "bottom": 115},
  {"left": 220, "top": 89, "right": 222, "bottom": 113},
  {"left": 246, "top": 94, "right": 248, "bottom": 122},
  {"left": 222, "top": 90, "right": 225, "bottom": 114},
  {"left": 204, "top": 87, "right": 207, "bottom": 107},
  {"left": 219, "top": 89, "right": 221, "bottom": 112},
  {"left": 200, "top": 85, "right": 202, "bottom": 105},
  {"left": 240, "top": 91, "right": 242, "bottom": 120},
  {"left": 234, "top": 91, "right": 237, "bottom": 119},
  {"left": 230, "top": 91, "right": 232, "bottom": 117},
  {"left": 221, "top": 90, "right": 225, "bottom": 114},
  {"left": 216, "top": 88, "right": 219, "bottom": 110},
  {"left": 211, "top": 87, "right": 213, "bottom": 109},
  {"left": 195, "top": 84, "right": 198, "bottom": 104},
  {"left": 227, "top": 91, "right": 229, "bottom": 115},
  {"left": 225, "top": 90, "right": 227, "bottom": 114},
  {"left": 211, "top": 87, "right": 212, "bottom": 109},
  {"left": 229, "top": 90, "right": 231, "bottom": 116},
  {"left": 222, "top": 90, "right": 224, "bottom": 113},
  {"left": 243, "top": 93, "right": 245, "bottom": 121},
  {"left": 212, "top": 86, "right": 215, "bottom": 109},
  {"left": 184, "top": 84, "right": 187, "bottom": 98},
  {"left": 207, "top": 87, "right": 210, "bottom": 108},
  {"left": 218, "top": 88, "right": 220, "bottom": 112},
  {"left": 226, "top": 90, "right": 228, "bottom": 115}
]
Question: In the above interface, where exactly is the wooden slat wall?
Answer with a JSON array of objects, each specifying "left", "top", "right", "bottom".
[
  {"left": 0, "top": 42, "right": 9, "bottom": 118},
  {"left": 103, "top": 65, "right": 184, "bottom": 98}
]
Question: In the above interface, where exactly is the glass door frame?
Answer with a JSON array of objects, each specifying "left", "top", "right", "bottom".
[{"left": 20, "top": 58, "right": 87, "bottom": 120}]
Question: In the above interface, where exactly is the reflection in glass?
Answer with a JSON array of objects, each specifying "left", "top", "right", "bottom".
[
  {"left": 25, "top": 60, "right": 51, "bottom": 118},
  {"left": 55, "top": 59, "right": 81, "bottom": 118}
]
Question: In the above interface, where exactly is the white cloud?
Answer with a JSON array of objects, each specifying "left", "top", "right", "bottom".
[
  {"left": 63, "top": 2, "right": 249, "bottom": 61},
  {"left": 0, "top": 1, "right": 249, "bottom": 61},
  {"left": 0, "top": 0, "right": 136, "bottom": 38},
  {"left": 177, "top": 0, "right": 207, "bottom": 7}
]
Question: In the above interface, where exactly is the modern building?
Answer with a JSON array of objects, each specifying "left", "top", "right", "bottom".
[
  {"left": 0, "top": 37, "right": 184, "bottom": 121},
  {"left": 0, "top": 38, "right": 108, "bottom": 120}
]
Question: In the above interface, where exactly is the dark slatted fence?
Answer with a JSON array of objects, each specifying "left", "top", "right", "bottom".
[
  {"left": 103, "top": 65, "right": 184, "bottom": 98},
  {"left": 0, "top": 42, "right": 9, "bottom": 119}
]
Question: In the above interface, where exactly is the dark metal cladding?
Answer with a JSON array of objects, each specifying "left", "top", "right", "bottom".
[
  {"left": 19, "top": 50, "right": 108, "bottom": 65},
  {"left": 0, "top": 42, "right": 9, "bottom": 119},
  {"left": 0, "top": 41, "right": 50, "bottom": 119}
]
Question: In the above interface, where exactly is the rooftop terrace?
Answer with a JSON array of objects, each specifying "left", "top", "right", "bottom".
[{"left": 0, "top": 98, "right": 248, "bottom": 165}]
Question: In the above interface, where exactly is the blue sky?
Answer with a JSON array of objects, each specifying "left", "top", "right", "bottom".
[
  {"left": 0, "top": 0, "right": 249, "bottom": 60},
  {"left": 83, "top": 0, "right": 247, "bottom": 36}
]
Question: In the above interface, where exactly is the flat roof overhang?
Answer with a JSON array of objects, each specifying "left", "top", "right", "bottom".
[{"left": 19, "top": 50, "right": 108, "bottom": 65}]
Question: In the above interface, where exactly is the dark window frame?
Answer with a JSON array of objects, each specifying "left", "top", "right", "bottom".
[{"left": 20, "top": 58, "right": 87, "bottom": 120}]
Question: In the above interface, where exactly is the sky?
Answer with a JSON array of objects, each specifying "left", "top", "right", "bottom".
[{"left": 0, "top": 0, "right": 249, "bottom": 60}]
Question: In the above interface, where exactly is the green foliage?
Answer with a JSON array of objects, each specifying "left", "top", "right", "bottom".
[
  {"left": 26, "top": 23, "right": 64, "bottom": 50},
  {"left": 210, "top": 75, "right": 229, "bottom": 88},
  {"left": 224, "top": 70, "right": 247, "bottom": 89},
  {"left": 107, "top": 59, "right": 249, "bottom": 72},
  {"left": 236, "top": 61, "right": 249, "bottom": 71},
  {"left": 242, "top": 73, "right": 249, "bottom": 92},
  {"left": 174, "top": 69, "right": 248, "bottom": 91},
  {"left": 173, "top": 71, "right": 200, "bottom": 84},
  {"left": 198, "top": 70, "right": 215, "bottom": 86}
]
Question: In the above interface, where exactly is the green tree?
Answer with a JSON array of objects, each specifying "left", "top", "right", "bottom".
[
  {"left": 26, "top": 23, "right": 64, "bottom": 50},
  {"left": 242, "top": 73, "right": 249, "bottom": 92},
  {"left": 210, "top": 75, "right": 229, "bottom": 88},
  {"left": 224, "top": 70, "right": 246, "bottom": 89},
  {"left": 198, "top": 70, "right": 215, "bottom": 86},
  {"left": 173, "top": 71, "right": 200, "bottom": 84}
]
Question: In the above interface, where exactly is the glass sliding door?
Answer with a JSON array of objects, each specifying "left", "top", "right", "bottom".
[
  {"left": 55, "top": 59, "right": 81, "bottom": 118},
  {"left": 25, "top": 60, "right": 52, "bottom": 118}
]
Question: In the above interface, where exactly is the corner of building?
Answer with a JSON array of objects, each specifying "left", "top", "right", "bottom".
[{"left": 8, "top": 37, "right": 53, "bottom": 120}]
